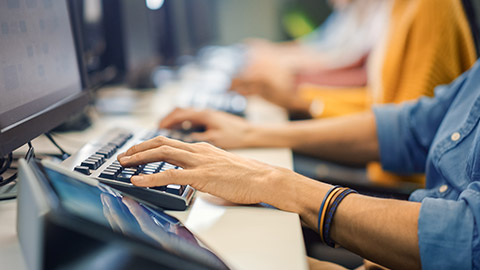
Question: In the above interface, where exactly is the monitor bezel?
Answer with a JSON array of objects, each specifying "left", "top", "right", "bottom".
[
  {"left": 0, "top": 1, "right": 91, "bottom": 156},
  {"left": 0, "top": 92, "right": 89, "bottom": 156}
]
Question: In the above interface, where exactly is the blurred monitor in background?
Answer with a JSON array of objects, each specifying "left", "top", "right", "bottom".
[
  {"left": 185, "top": 0, "right": 219, "bottom": 57},
  {"left": 151, "top": 0, "right": 219, "bottom": 66},
  {"left": 102, "top": 0, "right": 163, "bottom": 88},
  {"left": 69, "top": 0, "right": 165, "bottom": 89},
  {"left": 69, "top": 0, "right": 220, "bottom": 89},
  {"left": 68, "top": 0, "right": 110, "bottom": 89}
]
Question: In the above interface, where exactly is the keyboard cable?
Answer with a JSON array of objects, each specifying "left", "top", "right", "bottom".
[{"left": 44, "top": 132, "right": 70, "bottom": 160}]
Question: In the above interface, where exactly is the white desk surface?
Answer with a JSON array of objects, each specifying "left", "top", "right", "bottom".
[{"left": 0, "top": 85, "right": 308, "bottom": 270}]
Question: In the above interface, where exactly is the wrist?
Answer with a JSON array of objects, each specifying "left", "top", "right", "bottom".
[
  {"left": 242, "top": 124, "right": 260, "bottom": 148},
  {"left": 245, "top": 124, "right": 294, "bottom": 148},
  {"left": 260, "top": 167, "right": 301, "bottom": 211},
  {"left": 264, "top": 168, "right": 332, "bottom": 229}
]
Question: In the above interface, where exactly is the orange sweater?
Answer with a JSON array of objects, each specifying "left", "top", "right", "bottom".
[{"left": 299, "top": 0, "right": 477, "bottom": 185}]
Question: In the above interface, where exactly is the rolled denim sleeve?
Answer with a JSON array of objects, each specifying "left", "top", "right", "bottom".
[
  {"left": 418, "top": 182, "right": 480, "bottom": 269},
  {"left": 373, "top": 70, "right": 471, "bottom": 174}
]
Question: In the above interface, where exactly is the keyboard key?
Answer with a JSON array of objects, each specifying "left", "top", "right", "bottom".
[
  {"left": 145, "top": 165, "right": 160, "bottom": 172},
  {"left": 97, "top": 146, "right": 117, "bottom": 158},
  {"left": 99, "top": 171, "right": 116, "bottom": 179},
  {"left": 81, "top": 160, "right": 98, "bottom": 170},
  {"left": 90, "top": 154, "right": 105, "bottom": 161},
  {"left": 95, "top": 150, "right": 110, "bottom": 158},
  {"left": 74, "top": 166, "right": 91, "bottom": 175},
  {"left": 91, "top": 159, "right": 104, "bottom": 168},
  {"left": 122, "top": 167, "right": 138, "bottom": 173},
  {"left": 107, "top": 169, "right": 121, "bottom": 175},
  {"left": 110, "top": 167, "right": 121, "bottom": 171},
  {"left": 161, "top": 163, "right": 176, "bottom": 171},
  {"left": 145, "top": 163, "right": 159, "bottom": 168},
  {"left": 108, "top": 163, "right": 122, "bottom": 168},
  {"left": 163, "top": 163, "right": 176, "bottom": 168},
  {"left": 89, "top": 155, "right": 104, "bottom": 162},
  {"left": 107, "top": 164, "right": 122, "bottom": 170},
  {"left": 141, "top": 168, "right": 156, "bottom": 174},
  {"left": 117, "top": 173, "right": 133, "bottom": 182},
  {"left": 103, "top": 169, "right": 119, "bottom": 175},
  {"left": 166, "top": 184, "right": 184, "bottom": 195},
  {"left": 85, "top": 158, "right": 101, "bottom": 168},
  {"left": 108, "top": 141, "right": 121, "bottom": 147}
]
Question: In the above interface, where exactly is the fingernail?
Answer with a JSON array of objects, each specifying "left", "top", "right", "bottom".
[
  {"left": 119, "top": 156, "right": 131, "bottom": 163},
  {"left": 131, "top": 175, "right": 144, "bottom": 184}
]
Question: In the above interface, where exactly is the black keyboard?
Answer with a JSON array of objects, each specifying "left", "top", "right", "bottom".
[{"left": 61, "top": 128, "right": 195, "bottom": 210}]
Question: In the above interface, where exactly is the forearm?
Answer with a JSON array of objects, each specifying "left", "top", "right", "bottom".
[
  {"left": 332, "top": 195, "right": 421, "bottom": 270},
  {"left": 246, "top": 111, "right": 379, "bottom": 165},
  {"left": 264, "top": 171, "right": 421, "bottom": 270}
]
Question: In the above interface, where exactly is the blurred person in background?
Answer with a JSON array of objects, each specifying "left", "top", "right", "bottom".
[
  {"left": 243, "top": 0, "right": 389, "bottom": 86},
  {"left": 235, "top": 0, "right": 389, "bottom": 110},
  {"left": 230, "top": 0, "right": 477, "bottom": 186}
]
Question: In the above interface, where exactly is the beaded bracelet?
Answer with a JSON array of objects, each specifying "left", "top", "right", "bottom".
[{"left": 323, "top": 188, "right": 358, "bottom": 247}]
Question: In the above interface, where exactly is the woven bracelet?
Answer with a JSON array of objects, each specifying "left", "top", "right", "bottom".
[
  {"left": 317, "top": 186, "right": 340, "bottom": 242},
  {"left": 323, "top": 188, "right": 358, "bottom": 247}
]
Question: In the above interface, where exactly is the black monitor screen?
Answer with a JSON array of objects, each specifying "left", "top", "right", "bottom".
[{"left": 0, "top": 0, "right": 82, "bottom": 132}]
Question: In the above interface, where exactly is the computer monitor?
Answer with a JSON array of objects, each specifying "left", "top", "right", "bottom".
[
  {"left": 67, "top": 0, "right": 163, "bottom": 89},
  {"left": 0, "top": 0, "right": 90, "bottom": 156},
  {"left": 67, "top": 0, "right": 112, "bottom": 89},
  {"left": 154, "top": 0, "right": 218, "bottom": 65},
  {"left": 98, "top": 0, "right": 163, "bottom": 88},
  {"left": 185, "top": 0, "right": 218, "bottom": 53}
]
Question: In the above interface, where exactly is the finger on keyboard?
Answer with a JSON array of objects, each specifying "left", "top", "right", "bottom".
[
  {"left": 118, "top": 136, "right": 193, "bottom": 160},
  {"left": 119, "top": 146, "right": 195, "bottom": 168},
  {"left": 131, "top": 169, "right": 191, "bottom": 187}
]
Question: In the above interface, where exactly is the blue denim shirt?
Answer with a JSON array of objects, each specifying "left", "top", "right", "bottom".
[{"left": 373, "top": 60, "right": 480, "bottom": 270}]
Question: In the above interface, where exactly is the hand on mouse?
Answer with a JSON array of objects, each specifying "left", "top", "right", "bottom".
[{"left": 159, "top": 108, "right": 255, "bottom": 149}]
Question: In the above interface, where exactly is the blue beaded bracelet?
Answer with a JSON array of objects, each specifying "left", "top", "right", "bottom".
[{"left": 323, "top": 188, "right": 358, "bottom": 247}]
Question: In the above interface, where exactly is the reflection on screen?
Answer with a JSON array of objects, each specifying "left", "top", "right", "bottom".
[{"left": 44, "top": 168, "right": 229, "bottom": 270}]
